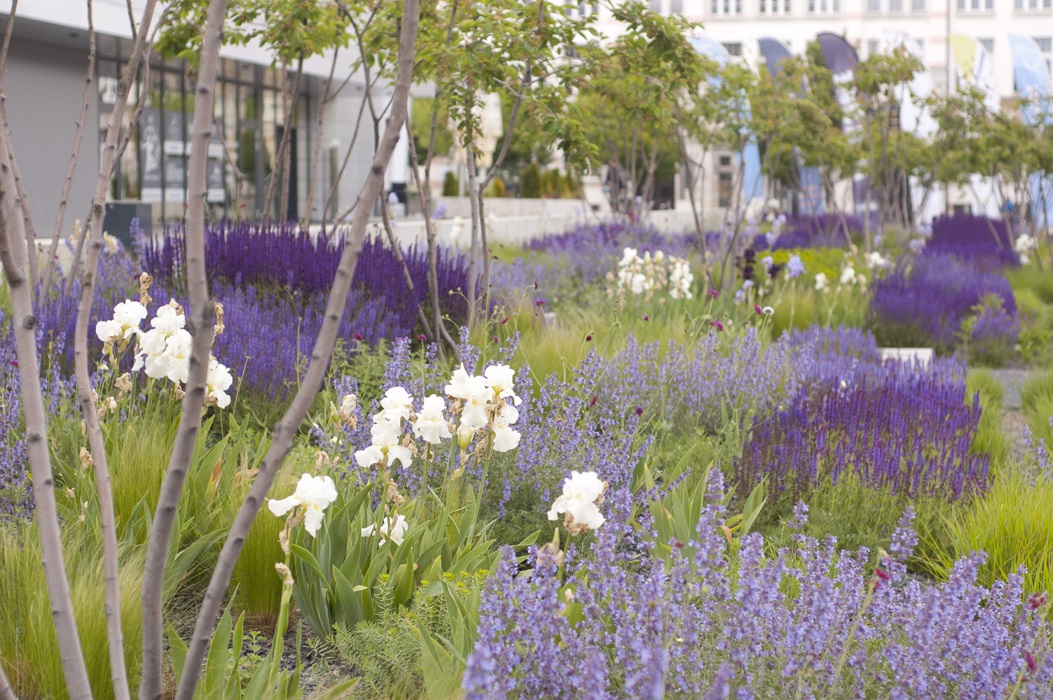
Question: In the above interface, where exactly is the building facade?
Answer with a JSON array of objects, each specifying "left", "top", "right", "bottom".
[
  {"left": 0, "top": 0, "right": 407, "bottom": 233},
  {"left": 584, "top": 0, "right": 1053, "bottom": 221},
  {"left": 594, "top": 0, "right": 1052, "bottom": 97}
]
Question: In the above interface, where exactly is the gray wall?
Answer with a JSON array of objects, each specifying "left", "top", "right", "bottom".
[{"left": 5, "top": 35, "right": 98, "bottom": 240}]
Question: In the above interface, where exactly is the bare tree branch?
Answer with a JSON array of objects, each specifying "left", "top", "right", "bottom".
[
  {"left": 0, "top": 0, "right": 40, "bottom": 289},
  {"left": 0, "top": 0, "right": 18, "bottom": 78},
  {"left": 303, "top": 47, "right": 341, "bottom": 228},
  {"left": 138, "top": 0, "right": 226, "bottom": 696},
  {"left": 174, "top": 4, "right": 420, "bottom": 697},
  {"left": 0, "top": 659, "right": 16, "bottom": 700},
  {"left": 0, "top": 88, "right": 94, "bottom": 700},
  {"left": 38, "top": 0, "right": 96, "bottom": 307},
  {"left": 71, "top": 0, "right": 158, "bottom": 697}
]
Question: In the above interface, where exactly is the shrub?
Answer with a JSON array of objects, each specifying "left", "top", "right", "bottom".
[
  {"left": 464, "top": 476, "right": 1053, "bottom": 698},
  {"left": 519, "top": 163, "right": 541, "bottom": 198},
  {"left": 870, "top": 253, "right": 1016, "bottom": 352},
  {"left": 541, "top": 169, "right": 564, "bottom": 198},
  {"left": 922, "top": 214, "right": 1018, "bottom": 270},
  {"left": 442, "top": 170, "right": 460, "bottom": 197},
  {"left": 962, "top": 295, "right": 1019, "bottom": 367},
  {"left": 738, "top": 330, "right": 989, "bottom": 503},
  {"left": 484, "top": 175, "right": 506, "bottom": 198},
  {"left": 769, "top": 214, "right": 862, "bottom": 250}
]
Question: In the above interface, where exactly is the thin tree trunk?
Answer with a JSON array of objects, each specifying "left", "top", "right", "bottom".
[
  {"left": 71, "top": 1, "right": 157, "bottom": 698},
  {"left": 303, "top": 48, "right": 341, "bottom": 228},
  {"left": 138, "top": 0, "right": 225, "bottom": 696},
  {"left": 39, "top": 0, "right": 95, "bottom": 307},
  {"left": 0, "top": 661, "right": 15, "bottom": 700},
  {"left": 67, "top": 39, "right": 153, "bottom": 298},
  {"left": 175, "top": 5, "right": 420, "bottom": 698},
  {"left": 322, "top": 77, "right": 375, "bottom": 229},
  {"left": 478, "top": 188, "right": 491, "bottom": 307},
  {"left": 352, "top": 15, "right": 435, "bottom": 341},
  {"left": 0, "top": 0, "right": 39, "bottom": 290},
  {"left": 0, "top": 105, "right": 94, "bottom": 700},
  {"left": 214, "top": 114, "right": 248, "bottom": 220},
  {"left": 278, "top": 58, "right": 303, "bottom": 222},
  {"left": 465, "top": 143, "right": 481, "bottom": 326},
  {"left": 379, "top": 198, "right": 436, "bottom": 340},
  {"left": 406, "top": 119, "right": 456, "bottom": 359},
  {"left": 414, "top": 0, "right": 459, "bottom": 357}
]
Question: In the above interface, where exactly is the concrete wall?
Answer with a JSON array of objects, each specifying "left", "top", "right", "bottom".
[
  {"left": 385, "top": 209, "right": 704, "bottom": 249},
  {"left": 5, "top": 35, "right": 98, "bottom": 237}
]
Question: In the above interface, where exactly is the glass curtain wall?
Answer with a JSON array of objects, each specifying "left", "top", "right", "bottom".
[{"left": 102, "top": 48, "right": 304, "bottom": 222}]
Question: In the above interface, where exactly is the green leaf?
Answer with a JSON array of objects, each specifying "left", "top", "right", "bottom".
[{"left": 204, "top": 607, "right": 234, "bottom": 697}]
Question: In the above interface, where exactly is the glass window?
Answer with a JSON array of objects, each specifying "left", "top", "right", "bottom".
[
  {"left": 890, "top": 0, "right": 902, "bottom": 10},
  {"left": 868, "top": 0, "right": 881, "bottom": 12},
  {"left": 979, "top": 38, "right": 994, "bottom": 54},
  {"left": 670, "top": 0, "right": 682, "bottom": 11},
  {"left": 723, "top": 42, "right": 743, "bottom": 56},
  {"left": 912, "top": 0, "right": 925, "bottom": 8},
  {"left": 1034, "top": 37, "right": 1053, "bottom": 52},
  {"left": 649, "top": 0, "right": 662, "bottom": 11}
]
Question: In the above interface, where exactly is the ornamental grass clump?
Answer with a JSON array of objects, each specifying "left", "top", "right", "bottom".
[{"left": 464, "top": 472, "right": 1053, "bottom": 698}]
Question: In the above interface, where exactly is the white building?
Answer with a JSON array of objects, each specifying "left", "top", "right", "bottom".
[
  {"left": 594, "top": 0, "right": 1051, "bottom": 97},
  {"left": 583, "top": 0, "right": 1053, "bottom": 221},
  {"left": 0, "top": 0, "right": 406, "bottom": 236}
]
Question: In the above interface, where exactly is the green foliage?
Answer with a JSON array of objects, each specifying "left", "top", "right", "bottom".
[
  {"left": 519, "top": 163, "right": 541, "bottom": 198},
  {"left": 922, "top": 469, "right": 1053, "bottom": 601},
  {"left": 228, "top": 465, "right": 302, "bottom": 628},
  {"left": 1021, "top": 371, "right": 1053, "bottom": 450},
  {"left": 761, "top": 474, "right": 945, "bottom": 561},
  {"left": 484, "top": 175, "right": 506, "bottom": 198},
  {"left": 441, "top": 171, "right": 460, "bottom": 197},
  {"left": 1009, "top": 267, "right": 1053, "bottom": 367},
  {"left": 410, "top": 98, "right": 454, "bottom": 165},
  {"left": 959, "top": 294, "right": 1019, "bottom": 368},
  {"left": 1008, "top": 266, "right": 1053, "bottom": 306},
  {"left": 966, "top": 369, "right": 1011, "bottom": 470},
  {"left": 639, "top": 459, "right": 766, "bottom": 564},
  {"left": 287, "top": 479, "right": 522, "bottom": 639},
  {"left": 156, "top": 0, "right": 350, "bottom": 67},
  {"left": 0, "top": 523, "right": 145, "bottom": 700},
  {"left": 576, "top": 4, "right": 705, "bottom": 213}
]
